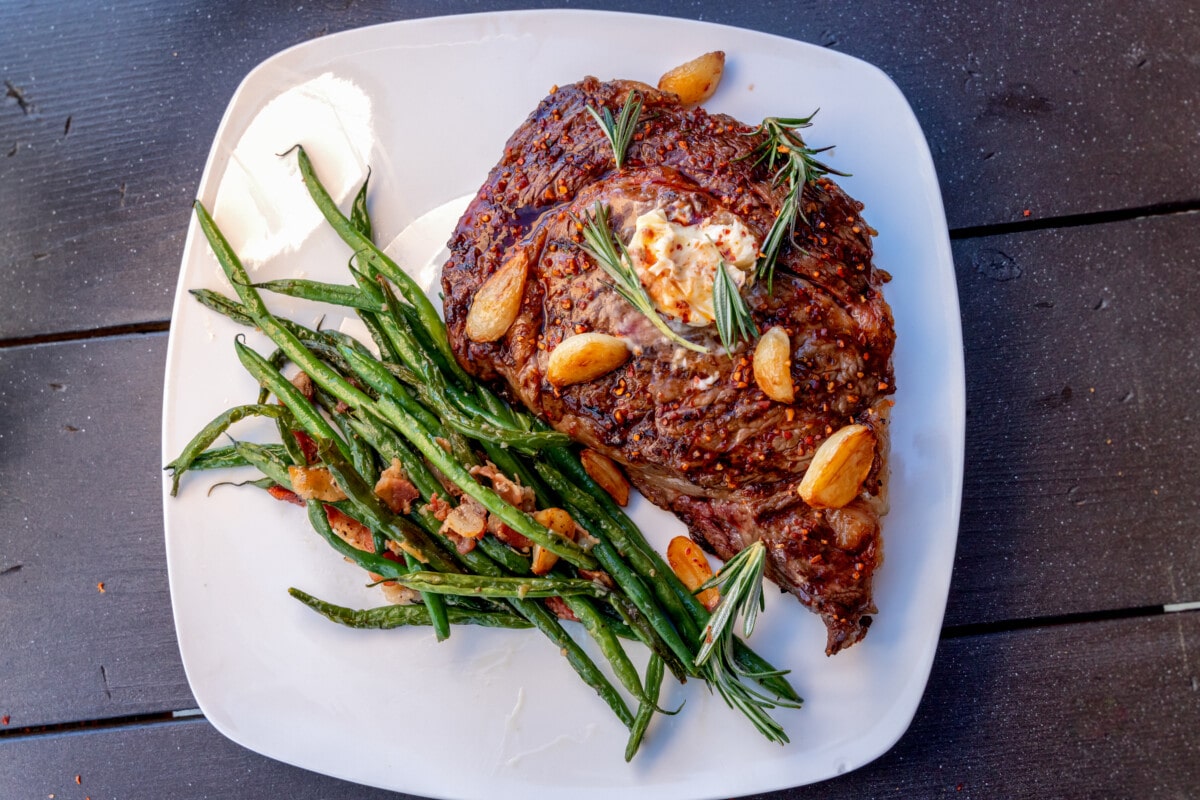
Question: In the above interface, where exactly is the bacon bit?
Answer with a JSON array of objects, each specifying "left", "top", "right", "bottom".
[
  {"left": 443, "top": 529, "right": 478, "bottom": 555},
  {"left": 380, "top": 581, "right": 421, "bottom": 605},
  {"left": 324, "top": 505, "right": 375, "bottom": 553},
  {"left": 97, "top": 582, "right": 106, "bottom": 594},
  {"left": 291, "top": 430, "right": 318, "bottom": 464},
  {"left": 289, "top": 371, "right": 315, "bottom": 401},
  {"left": 470, "top": 462, "right": 536, "bottom": 511},
  {"left": 578, "top": 568, "right": 617, "bottom": 591},
  {"left": 488, "top": 515, "right": 534, "bottom": 550},
  {"left": 267, "top": 485, "right": 304, "bottom": 506},
  {"left": 265, "top": 482, "right": 302, "bottom": 506},
  {"left": 374, "top": 459, "right": 420, "bottom": 514},
  {"left": 288, "top": 465, "right": 348, "bottom": 502},
  {"left": 544, "top": 596, "right": 578, "bottom": 622},
  {"left": 425, "top": 493, "right": 453, "bottom": 522}
]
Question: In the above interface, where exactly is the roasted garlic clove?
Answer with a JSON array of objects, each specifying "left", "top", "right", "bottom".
[
  {"left": 753, "top": 325, "right": 795, "bottom": 403},
  {"left": 531, "top": 507, "right": 577, "bottom": 575},
  {"left": 658, "top": 51, "right": 726, "bottom": 105},
  {"left": 580, "top": 448, "right": 631, "bottom": 506},
  {"left": 666, "top": 535, "right": 720, "bottom": 611},
  {"left": 798, "top": 424, "right": 876, "bottom": 509},
  {"left": 546, "top": 332, "right": 630, "bottom": 387},
  {"left": 465, "top": 251, "right": 528, "bottom": 342}
]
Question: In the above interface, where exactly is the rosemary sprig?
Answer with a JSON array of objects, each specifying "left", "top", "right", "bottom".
[
  {"left": 746, "top": 113, "right": 849, "bottom": 291},
  {"left": 712, "top": 259, "right": 758, "bottom": 355},
  {"left": 577, "top": 202, "right": 708, "bottom": 354},
  {"left": 586, "top": 90, "right": 643, "bottom": 170},
  {"left": 694, "top": 541, "right": 801, "bottom": 744}
]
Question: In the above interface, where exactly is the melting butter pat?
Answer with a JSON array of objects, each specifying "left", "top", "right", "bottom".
[{"left": 627, "top": 209, "right": 758, "bottom": 327}]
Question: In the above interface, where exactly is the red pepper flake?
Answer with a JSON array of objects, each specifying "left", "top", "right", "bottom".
[
  {"left": 75, "top": 776, "right": 82, "bottom": 785},
  {"left": 97, "top": 582, "right": 106, "bottom": 594},
  {"left": 877, "top": 381, "right": 889, "bottom": 390},
  {"left": 1022, "top": 209, "right": 1032, "bottom": 217},
  {"left": 1, "top": 715, "right": 9, "bottom": 725}
]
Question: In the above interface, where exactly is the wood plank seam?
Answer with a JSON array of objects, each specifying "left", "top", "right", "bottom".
[
  {"left": 949, "top": 199, "right": 1200, "bottom": 240},
  {"left": 0, "top": 321, "right": 169, "bottom": 351}
]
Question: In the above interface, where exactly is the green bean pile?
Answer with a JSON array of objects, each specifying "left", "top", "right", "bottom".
[{"left": 166, "top": 146, "right": 802, "bottom": 758}]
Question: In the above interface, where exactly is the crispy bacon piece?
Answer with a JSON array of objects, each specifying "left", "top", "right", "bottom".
[
  {"left": 470, "top": 462, "right": 536, "bottom": 511},
  {"left": 543, "top": 596, "right": 579, "bottom": 622},
  {"left": 290, "top": 430, "right": 318, "bottom": 464},
  {"left": 374, "top": 459, "right": 421, "bottom": 515},
  {"left": 487, "top": 515, "right": 533, "bottom": 551},
  {"left": 266, "top": 485, "right": 304, "bottom": 506},
  {"left": 289, "top": 371, "right": 315, "bottom": 401},
  {"left": 577, "top": 568, "right": 616, "bottom": 592},
  {"left": 323, "top": 505, "right": 375, "bottom": 552},
  {"left": 424, "top": 493, "right": 453, "bottom": 522},
  {"left": 288, "top": 465, "right": 347, "bottom": 502}
]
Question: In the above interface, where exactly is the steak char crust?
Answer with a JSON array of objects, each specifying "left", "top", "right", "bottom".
[{"left": 442, "top": 78, "right": 896, "bottom": 654}]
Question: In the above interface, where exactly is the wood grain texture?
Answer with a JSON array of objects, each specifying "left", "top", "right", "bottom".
[
  {"left": 1, "top": 613, "right": 1196, "bottom": 798},
  {"left": 2, "top": 0, "right": 1198, "bottom": 340},
  {"left": 947, "top": 210, "right": 1200, "bottom": 626},
  {"left": 0, "top": 333, "right": 192, "bottom": 729},
  {"left": 2, "top": 207, "right": 1198, "bottom": 728}
]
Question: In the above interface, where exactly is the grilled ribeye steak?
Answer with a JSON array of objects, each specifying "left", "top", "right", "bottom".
[{"left": 442, "top": 77, "right": 895, "bottom": 654}]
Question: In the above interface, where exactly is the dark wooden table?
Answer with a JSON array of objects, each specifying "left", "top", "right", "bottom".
[{"left": 3, "top": 2, "right": 1198, "bottom": 797}]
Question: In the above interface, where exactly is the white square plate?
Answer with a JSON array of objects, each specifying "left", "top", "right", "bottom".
[{"left": 162, "top": 10, "right": 964, "bottom": 799}]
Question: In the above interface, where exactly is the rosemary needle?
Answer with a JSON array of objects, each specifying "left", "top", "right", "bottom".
[
  {"left": 577, "top": 202, "right": 708, "bottom": 354},
  {"left": 693, "top": 541, "right": 801, "bottom": 744},
  {"left": 587, "top": 89, "right": 643, "bottom": 170},
  {"left": 745, "top": 113, "right": 849, "bottom": 291},
  {"left": 712, "top": 259, "right": 758, "bottom": 355}
]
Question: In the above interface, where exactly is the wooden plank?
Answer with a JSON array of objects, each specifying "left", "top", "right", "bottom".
[
  {"left": 803, "top": 0, "right": 1200, "bottom": 229},
  {"left": 946, "top": 210, "right": 1200, "bottom": 626},
  {"left": 2, "top": 208, "right": 1198, "bottom": 727},
  {"left": 1, "top": 612, "right": 1196, "bottom": 798},
  {"left": 2, "top": 2, "right": 1198, "bottom": 339},
  {"left": 0, "top": 333, "right": 193, "bottom": 728}
]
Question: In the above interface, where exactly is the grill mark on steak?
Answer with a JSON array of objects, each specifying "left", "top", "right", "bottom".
[{"left": 442, "top": 77, "right": 896, "bottom": 654}]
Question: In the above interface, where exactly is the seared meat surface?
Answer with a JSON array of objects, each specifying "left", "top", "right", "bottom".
[{"left": 442, "top": 78, "right": 895, "bottom": 654}]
